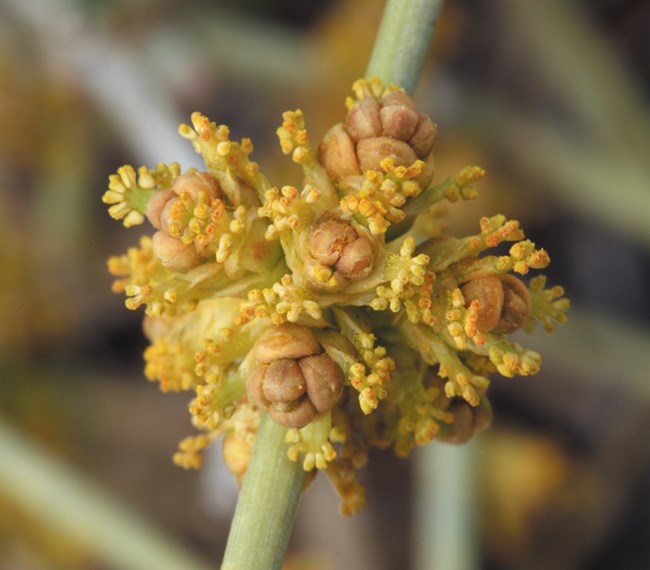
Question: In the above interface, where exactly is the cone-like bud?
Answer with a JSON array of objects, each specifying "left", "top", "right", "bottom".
[
  {"left": 356, "top": 137, "right": 417, "bottom": 172},
  {"left": 346, "top": 98, "right": 382, "bottom": 141},
  {"left": 435, "top": 398, "right": 493, "bottom": 444},
  {"left": 247, "top": 325, "right": 344, "bottom": 428},
  {"left": 146, "top": 172, "right": 222, "bottom": 230},
  {"left": 408, "top": 114, "right": 438, "bottom": 157},
  {"left": 379, "top": 91, "right": 419, "bottom": 140},
  {"left": 307, "top": 216, "right": 374, "bottom": 284},
  {"left": 318, "top": 124, "right": 361, "bottom": 182},
  {"left": 460, "top": 273, "right": 531, "bottom": 333},
  {"left": 253, "top": 323, "right": 321, "bottom": 363},
  {"left": 319, "top": 87, "right": 437, "bottom": 189},
  {"left": 145, "top": 171, "right": 224, "bottom": 272},
  {"left": 152, "top": 231, "right": 202, "bottom": 273},
  {"left": 145, "top": 189, "right": 176, "bottom": 230},
  {"left": 299, "top": 354, "right": 344, "bottom": 413},
  {"left": 498, "top": 275, "right": 532, "bottom": 333}
]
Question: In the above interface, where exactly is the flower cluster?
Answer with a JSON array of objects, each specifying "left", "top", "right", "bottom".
[{"left": 103, "top": 78, "right": 568, "bottom": 515}]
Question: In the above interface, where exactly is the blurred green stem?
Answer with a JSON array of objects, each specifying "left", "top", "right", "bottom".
[
  {"left": 220, "top": 2, "right": 445, "bottom": 568},
  {"left": 414, "top": 439, "right": 479, "bottom": 570}
]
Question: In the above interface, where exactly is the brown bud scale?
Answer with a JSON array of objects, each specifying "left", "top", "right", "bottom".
[
  {"left": 247, "top": 325, "right": 344, "bottom": 428},
  {"left": 152, "top": 231, "right": 202, "bottom": 272},
  {"left": 253, "top": 324, "right": 320, "bottom": 363},
  {"left": 461, "top": 274, "right": 532, "bottom": 334},
  {"left": 461, "top": 275, "right": 504, "bottom": 333},
  {"left": 346, "top": 98, "right": 382, "bottom": 142},
  {"left": 318, "top": 124, "right": 361, "bottom": 181},
  {"left": 307, "top": 217, "right": 374, "bottom": 283}
]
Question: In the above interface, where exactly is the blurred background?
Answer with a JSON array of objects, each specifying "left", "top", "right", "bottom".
[{"left": 1, "top": 0, "right": 649, "bottom": 568}]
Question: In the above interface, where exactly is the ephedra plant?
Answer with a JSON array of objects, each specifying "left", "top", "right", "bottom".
[{"left": 102, "top": 0, "right": 568, "bottom": 567}]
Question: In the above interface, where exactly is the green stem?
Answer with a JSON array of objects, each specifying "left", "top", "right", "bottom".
[
  {"left": 222, "top": 416, "right": 307, "bottom": 570},
  {"left": 366, "top": 0, "right": 445, "bottom": 95},
  {"left": 221, "top": 2, "right": 446, "bottom": 567}
]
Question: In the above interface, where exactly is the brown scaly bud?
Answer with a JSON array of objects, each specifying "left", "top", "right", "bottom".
[
  {"left": 151, "top": 230, "right": 202, "bottom": 273},
  {"left": 460, "top": 274, "right": 531, "bottom": 334},
  {"left": 319, "top": 88, "right": 438, "bottom": 189},
  {"left": 379, "top": 91, "right": 420, "bottom": 140},
  {"left": 498, "top": 275, "right": 532, "bottom": 334},
  {"left": 171, "top": 171, "right": 222, "bottom": 202},
  {"left": 408, "top": 114, "right": 438, "bottom": 158},
  {"left": 356, "top": 137, "right": 418, "bottom": 172},
  {"left": 247, "top": 325, "right": 344, "bottom": 428},
  {"left": 308, "top": 216, "right": 374, "bottom": 282},
  {"left": 299, "top": 354, "right": 345, "bottom": 413},
  {"left": 145, "top": 171, "right": 223, "bottom": 272},
  {"left": 145, "top": 189, "right": 176, "bottom": 230},
  {"left": 346, "top": 98, "right": 382, "bottom": 142},
  {"left": 435, "top": 398, "right": 493, "bottom": 444},
  {"left": 253, "top": 323, "right": 321, "bottom": 363},
  {"left": 317, "top": 124, "right": 361, "bottom": 182},
  {"left": 146, "top": 172, "right": 222, "bottom": 230}
]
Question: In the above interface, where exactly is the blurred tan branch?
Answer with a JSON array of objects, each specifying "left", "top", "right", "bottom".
[
  {"left": 1, "top": 0, "right": 201, "bottom": 167},
  {"left": 0, "top": 417, "right": 212, "bottom": 570},
  {"left": 523, "top": 304, "right": 650, "bottom": 405},
  {"left": 502, "top": 0, "right": 650, "bottom": 156},
  {"left": 485, "top": 0, "right": 650, "bottom": 247}
]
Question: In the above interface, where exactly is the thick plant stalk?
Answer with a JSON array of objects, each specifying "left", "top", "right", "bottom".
[
  {"left": 366, "top": 0, "right": 445, "bottom": 95},
  {"left": 221, "top": 416, "right": 307, "bottom": 569},
  {"left": 221, "top": 1, "right": 445, "bottom": 568}
]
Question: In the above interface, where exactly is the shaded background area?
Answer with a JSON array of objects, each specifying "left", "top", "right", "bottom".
[{"left": 1, "top": 0, "right": 649, "bottom": 568}]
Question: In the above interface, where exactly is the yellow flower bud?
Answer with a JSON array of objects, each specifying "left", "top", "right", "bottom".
[{"left": 222, "top": 431, "right": 252, "bottom": 487}]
